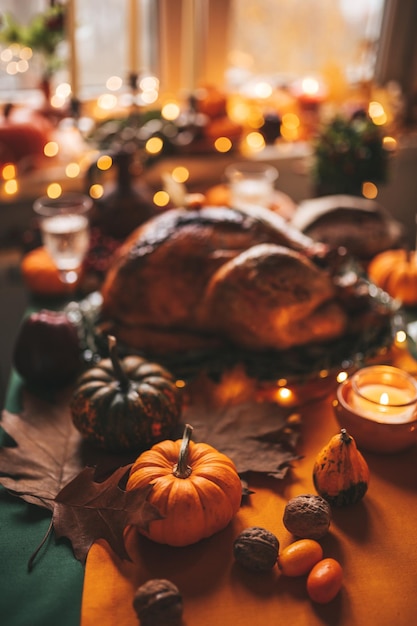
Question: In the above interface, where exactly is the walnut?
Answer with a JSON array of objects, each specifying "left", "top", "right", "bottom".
[
  {"left": 133, "top": 578, "right": 183, "bottom": 626},
  {"left": 283, "top": 494, "right": 331, "bottom": 539},
  {"left": 233, "top": 526, "right": 279, "bottom": 571}
]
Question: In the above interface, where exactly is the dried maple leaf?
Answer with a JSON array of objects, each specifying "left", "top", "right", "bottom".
[
  {"left": 0, "top": 390, "right": 161, "bottom": 567},
  {"left": 53, "top": 465, "right": 162, "bottom": 563},
  {"left": 0, "top": 390, "right": 84, "bottom": 509}
]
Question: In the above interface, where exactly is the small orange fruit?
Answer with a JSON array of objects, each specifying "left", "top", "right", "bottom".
[
  {"left": 278, "top": 539, "right": 323, "bottom": 577},
  {"left": 306, "top": 557, "right": 343, "bottom": 603}
]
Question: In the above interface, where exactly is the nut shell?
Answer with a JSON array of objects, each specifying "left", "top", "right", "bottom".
[
  {"left": 283, "top": 494, "right": 331, "bottom": 539},
  {"left": 133, "top": 578, "right": 183, "bottom": 626},
  {"left": 233, "top": 526, "right": 279, "bottom": 571}
]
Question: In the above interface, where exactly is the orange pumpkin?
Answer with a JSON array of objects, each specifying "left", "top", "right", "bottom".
[
  {"left": 21, "top": 247, "right": 80, "bottom": 296},
  {"left": 126, "top": 424, "right": 242, "bottom": 546},
  {"left": 368, "top": 249, "right": 417, "bottom": 306}
]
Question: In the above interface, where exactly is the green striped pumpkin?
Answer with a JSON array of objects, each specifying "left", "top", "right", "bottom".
[{"left": 70, "top": 335, "right": 182, "bottom": 452}]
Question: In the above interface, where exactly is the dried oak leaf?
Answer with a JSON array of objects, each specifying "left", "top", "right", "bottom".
[{"left": 53, "top": 465, "right": 163, "bottom": 563}]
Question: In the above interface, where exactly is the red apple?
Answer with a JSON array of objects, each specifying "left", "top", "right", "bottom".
[
  {"left": 12, "top": 309, "right": 81, "bottom": 387},
  {"left": 0, "top": 103, "right": 53, "bottom": 167}
]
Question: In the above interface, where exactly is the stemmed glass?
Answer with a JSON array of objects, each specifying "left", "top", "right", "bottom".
[{"left": 33, "top": 192, "right": 92, "bottom": 286}]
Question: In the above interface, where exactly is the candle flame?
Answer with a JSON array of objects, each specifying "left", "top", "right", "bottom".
[{"left": 380, "top": 392, "right": 390, "bottom": 406}]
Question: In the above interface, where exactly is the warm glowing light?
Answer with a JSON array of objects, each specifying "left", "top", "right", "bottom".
[
  {"left": 362, "top": 181, "right": 378, "bottom": 199},
  {"left": 65, "top": 162, "right": 80, "bottom": 178},
  {"left": 1, "top": 49, "right": 13, "bottom": 62},
  {"left": 175, "top": 379, "right": 186, "bottom": 389},
  {"left": 214, "top": 136, "right": 233, "bottom": 153},
  {"left": 245, "top": 131, "right": 265, "bottom": 151},
  {"left": 47, "top": 183, "right": 62, "bottom": 198},
  {"left": 97, "top": 155, "right": 113, "bottom": 171},
  {"left": 2, "top": 164, "right": 16, "bottom": 180},
  {"left": 56, "top": 82, "right": 72, "bottom": 98},
  {"left": 396, "top": 330, "right": 407, "bottom": 344},
  {"left": 301, "top": 77, "right": 320, "bottom": 95},
  {"left": 142, "top": 89, "right": 158, "bottom": 104},
  {"left": 44, "top": 142, "right": 59, "bottom": 158},
  {"left": 6, "top": 61, "right": 18, "bottom": 75},
  {"left": 253, "top": 81, "right": 273, "bottom": 99},
  {"left": 106, "top": 75, "right": 123, "bottom": 91},
  {"left": 380, "top": 392, "right": 390, "bottom": 406},
  {"left": 368, "top": 101, "right": 387, "bottom": 125},
  {"left": 16, "top": 59, "right": 29, "bottom": 73},
  {"left": 153, "top": 190, "right": 170, "bottom": 207},
  {"left": 368, "top": 101, "right": 384, "bottom": 118},
  {"left": 146, "top": 136, "right": 164, "bottom": 155},
  {"left": 171, "top": 166, "right": 189, "bottom": 183},
  {"left": 282, "top": 113, "right": 300, "bottom": 129},
  {"left": 383, "top": 136, "right": 397, "bottom": 151},
  {"left": 319, "top": 369, "right": 329, "bottom": 379},
  {"left": 51, "top": 94, "right": 66, "bottom": 108},
  {"left": 247, "top": 108, "right": 265, "bottom": 128},
  {"left": 140, "top": 75, "right": 159, "bottom": 91},
  {"left": 4, "top": 179, "right": 18, "bottom": 195},
  {"left": 19, "top": 46, "right": 32, "bottom": 60},
  {"left": 337, "top": 371, "right": 349, "bottom": 383},
  {"left": 89, "top": 184, "right": 104, "bottom": 199},
  {"left": 229, "top": 100, "right": 251, "bottom": 124},
  {"left": 275, "top": 387, "right": 295, "bottom": 405},
  {"left": 97, "top": 93, "right": 118, "bottom": 111},
  {"left": 280, "top": 125, "right": 299, "bottom": 142},
  {"left": 161, "top": 102, "right": 180, "bottom": 121}
]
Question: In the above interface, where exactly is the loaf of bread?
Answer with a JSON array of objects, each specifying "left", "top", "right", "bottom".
[
  {"left": 291, "top": 195, "right": 404, "bottom": 261},
  {"left": 99, "top": 204, "right": 351, "bottom": 354}
]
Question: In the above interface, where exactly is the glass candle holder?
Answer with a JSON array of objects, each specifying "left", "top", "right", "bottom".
[
  {"left": 225, "top": 162, "right": 278, "bottom": 210},
  {"left": 333, "top": 365, "right": 417, "bottom": 453}
]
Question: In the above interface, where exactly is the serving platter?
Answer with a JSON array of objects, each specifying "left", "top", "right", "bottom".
[{"left": 64, "top": 268, "right": 399, "bottom": 400}]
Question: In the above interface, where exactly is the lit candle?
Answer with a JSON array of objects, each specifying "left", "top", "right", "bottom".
[{"left": 349, "top": 366, "right": 417, "bottom": 424}]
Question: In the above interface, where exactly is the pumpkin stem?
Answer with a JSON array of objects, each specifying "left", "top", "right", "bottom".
[
  {"left": 340, "top": 428, "right": 351, "bottom": 444},
  {"left": 173, "top": 423, "right": 193, "bottom": 479},
  {"left": 107, "top": 335, "right": 130, "bottom": 391}
]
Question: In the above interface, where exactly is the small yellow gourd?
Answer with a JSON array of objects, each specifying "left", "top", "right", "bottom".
[{"left": 312, "top": 429, "right": 370, "bottom": 506}]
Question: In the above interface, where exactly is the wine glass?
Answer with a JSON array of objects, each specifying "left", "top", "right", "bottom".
[{"left": 33, "top": 192, "right": 92, "bottom": 286}]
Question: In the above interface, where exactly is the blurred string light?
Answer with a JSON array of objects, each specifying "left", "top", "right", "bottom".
[
  {"left": 0, "top": 43, "right": 32, "bottom": 75},
  {"left": 362, "top": 181, "right": 378, "bottom": 199},
  {"left": 161, "top": 102, "right": 181, "bottom": 121},
  {"left": 153, "top": 190, "right": 170, "bottom": 207},
  {"left": 65, "top": 162, "right": 80, "bottom": 178},
  {"left": 214, "top": 136, "right": 232, "bottom": 153},
  {"left": 44, "top": 141, "right": 59, "bottom": 158},
  {"left": 1, "top": 164, "right": 17, "bottom": 196},
  {"left": 171, "top": 166, "right": 189, "bottom": 183},
  {"left": 47, "top": 183, "right": 62, "bottom": 198},
  {"left": 89, "top": 184, "right": 104, "bottom": 199},
  {"left": 96, "top": 154, "right": 113, "bottom": 170},
  {"left": 368, "top": 100, "right": 387, "bottom": 125}
]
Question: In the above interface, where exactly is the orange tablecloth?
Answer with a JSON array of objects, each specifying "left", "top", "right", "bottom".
[{"left": 81, "top": 389, "right": 417, "bottom": 626}]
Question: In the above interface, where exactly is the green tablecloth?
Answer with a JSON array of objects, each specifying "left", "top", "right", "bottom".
[{"left": 1, "top": 370, "right": 84, "bottom": 626}]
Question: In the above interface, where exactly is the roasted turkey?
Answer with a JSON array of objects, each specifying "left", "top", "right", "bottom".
[{"left": 99, "top": 204, "right": 383, "bottom": 356}]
